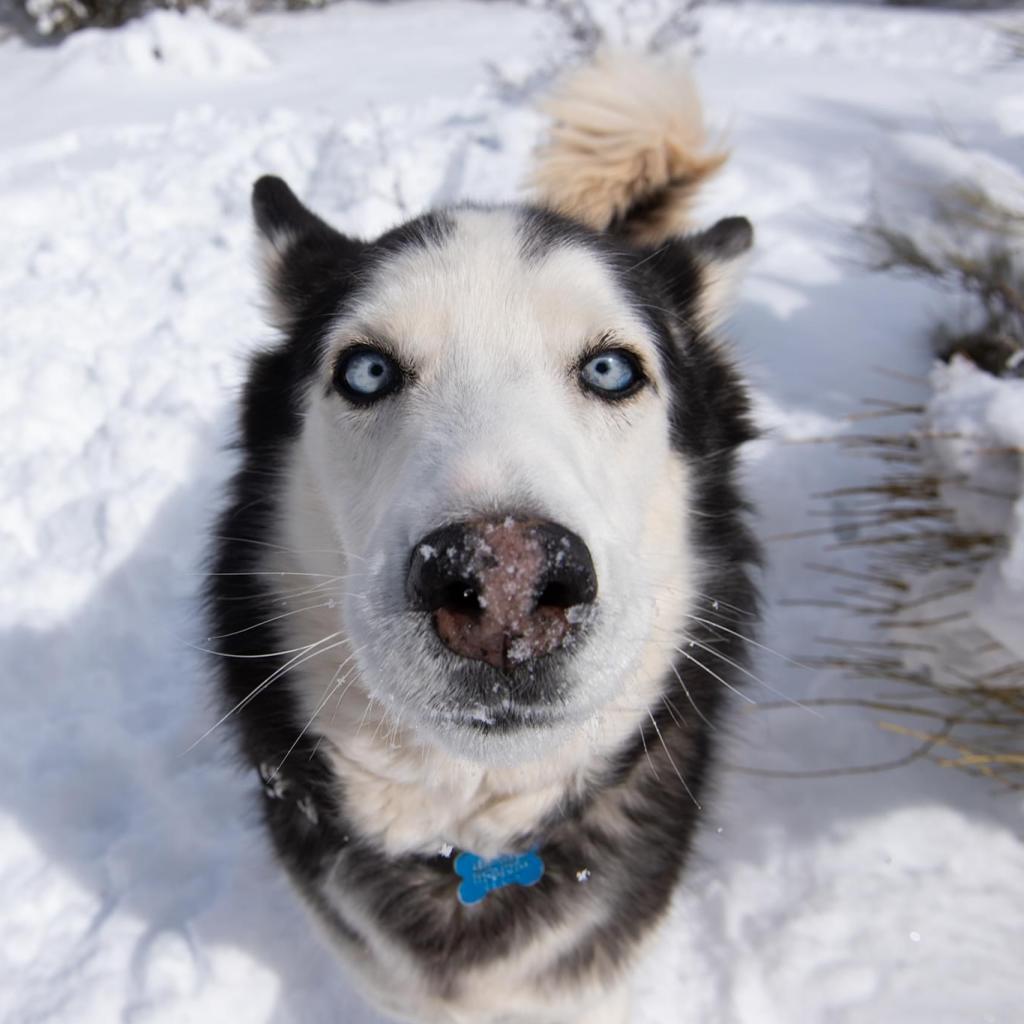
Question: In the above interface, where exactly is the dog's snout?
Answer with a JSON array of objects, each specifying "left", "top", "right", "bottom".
[{"left": 406, "top": 517, "right": 597, "bottom": 670}]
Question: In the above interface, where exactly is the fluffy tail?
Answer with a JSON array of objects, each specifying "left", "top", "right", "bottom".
[{"left": 530, "top": 52, "right": 726, "bottom": 247}]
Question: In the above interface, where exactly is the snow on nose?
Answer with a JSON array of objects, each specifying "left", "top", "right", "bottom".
[{"left": 406, "top": 517, "right": 597, "bottom": 670}]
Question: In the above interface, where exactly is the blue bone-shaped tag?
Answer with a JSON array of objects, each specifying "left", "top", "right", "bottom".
[{"left": 454, "top": 849, "right": 544, "bottom": 905}]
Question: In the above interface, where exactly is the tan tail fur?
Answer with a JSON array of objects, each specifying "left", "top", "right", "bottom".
[{"left": 530, "top": 51, "right": 727, "bottom": 247}]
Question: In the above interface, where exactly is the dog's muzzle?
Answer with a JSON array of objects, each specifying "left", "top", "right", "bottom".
[{"left": 406, "top": 516, "right": 597, "bottom": 671}]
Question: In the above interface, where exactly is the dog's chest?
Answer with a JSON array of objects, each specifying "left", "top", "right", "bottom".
[
  {"left": 260, "top": 712, "right": 690, "bottom": 978},
  {"left": 259, "top": 754, "right": 628, "bottom": 1019}
]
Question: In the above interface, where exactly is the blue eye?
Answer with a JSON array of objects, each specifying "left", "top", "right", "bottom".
[
  {"left": 335, "top": 346, "right": 402, "bottom": 403},
  {"left": 580, "top": 349, "right": 643, "bottom": 398}
]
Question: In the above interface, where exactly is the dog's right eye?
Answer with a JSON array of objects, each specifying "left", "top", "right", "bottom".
[{"left": 334, "top": 346, "right": 403, "bottom": 404}]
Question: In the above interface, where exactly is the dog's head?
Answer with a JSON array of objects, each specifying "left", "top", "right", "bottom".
[{"left": 250, "top": 176, "right": 753, "bottom": 764}]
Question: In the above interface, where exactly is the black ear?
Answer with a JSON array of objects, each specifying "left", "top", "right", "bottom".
[
  {"left": 692, "top": 216, "right": 753, "bottom": 263},
  {"left": 687, "top": 216, "right": 754, "bottom": 328},
  {"left": 252, "top": 175, "right": 364, "bottom": 331}
]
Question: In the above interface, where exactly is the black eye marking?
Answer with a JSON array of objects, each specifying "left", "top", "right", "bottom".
[
  {"left": 333, "top": 344, "right": 403, "bottom": 405},
  {"left": 578, "top": 347, "right": 646, "bottom": 400}
]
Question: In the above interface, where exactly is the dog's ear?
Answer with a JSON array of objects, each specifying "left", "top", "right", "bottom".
[
  {"left": 686, "top": 216, "right": 753, "bottom": 329},
  {"left": 252, "top": 175, "right": 364, "bottom": 332},
  {"left": 691, "top": 216, "right": 753, "bottom": 265},
  {"left": 640, "top": 215, "right": 753, "bottom": 335}
]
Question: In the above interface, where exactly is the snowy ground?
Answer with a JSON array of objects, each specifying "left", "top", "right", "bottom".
[{"left": 2, "top": 2, "right": 1023, "bottom": 1022}]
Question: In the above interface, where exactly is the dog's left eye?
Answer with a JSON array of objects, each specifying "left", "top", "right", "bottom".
[
  {"left": 334, "top": 346, "right": 402, "bottom": 404},
  {"left": 580, "top": 350, "right": 643, "bottom": 398}
]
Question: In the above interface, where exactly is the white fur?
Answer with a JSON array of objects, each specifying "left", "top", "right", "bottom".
[{"left": 696, "top": 249, "right": 753, "bottom": 331}]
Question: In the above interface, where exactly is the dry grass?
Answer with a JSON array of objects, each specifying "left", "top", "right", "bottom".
[{"left": 779, "top": 415, "right": 1024, "bottom": 791}]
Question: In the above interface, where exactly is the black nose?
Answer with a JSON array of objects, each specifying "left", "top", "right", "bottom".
[{"left": 406, "top": 517, "right": 598, "bottom": 669}]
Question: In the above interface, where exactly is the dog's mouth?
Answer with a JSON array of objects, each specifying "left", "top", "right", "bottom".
[
  {"left": 351, "top": 515, "right": 609, "bottom": 747},
  {"left": 436, "top": 701, "right": 559, "bottom": 734},
  {"left": 419, "top": 645, "right": 589, "bottom": 739}
]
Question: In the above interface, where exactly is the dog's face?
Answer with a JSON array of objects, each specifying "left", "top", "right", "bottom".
[{"left": 254, "top": 178, "right": 752, "bottom": 764}]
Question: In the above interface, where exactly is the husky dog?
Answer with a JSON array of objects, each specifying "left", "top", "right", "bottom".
[{"left": 207, "top": 52, "right": 758, "bottom": 1024}]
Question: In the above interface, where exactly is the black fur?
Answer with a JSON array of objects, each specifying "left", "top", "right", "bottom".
[{"left": 206, "top": 180, "right": 759, "bottom": 1007}]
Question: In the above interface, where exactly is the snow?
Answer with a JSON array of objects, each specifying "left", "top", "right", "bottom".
[
  {"left": 926, "top": 358, "right": 1024, "bottom": 662},
  {"left": 2, "top": 2, "right": 1023, "bottom": 1023}
]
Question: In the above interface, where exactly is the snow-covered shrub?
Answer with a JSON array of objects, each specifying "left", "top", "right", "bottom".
[
  {"left": 489, "top": 0, "right": 702, "bottom": 104},
  {"left": 27, "top": 0, "right": 189, "bottom": 36},
  {"left": 20, "top": 0, "right": 321, "bottom": 37},
  {"left": 521, "top": 0, "right": 702, "bottom": 54}
]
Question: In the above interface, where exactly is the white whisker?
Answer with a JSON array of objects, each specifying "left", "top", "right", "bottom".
[
  {"left": 183, "top": 633, "right": 348, "bottom": 753},
  {"left": 186, "top": 634, "right": 341, "bottom": 660},
  {"left": 639, "top": 723, "right": 660, "bottom": 781},
  {"left": 673, "top": 645, "right": 757, "bottom": 705},
  {"left": 272, "top": 644, "right": 369, "bottom": 778},
  {"left": 205, "top": 601, "right": 334, "bottom": 641},
  {"left": 195, "top": 570, "right": 348, "bottom": 580},
  {"left": 668, "top": 661, "right": 714, "bottom": 729},
  {"left": 660, "top": 694, "right": 687, "bottom": 729},
  {"left": 677, "top": 634, "right": 819, "bottom": 717},
  {"left": 685, "top": 613, "right": 810, "bottom": 670},
  {"left": 647, "top": 709, "right": 700, "bottom": 809}
]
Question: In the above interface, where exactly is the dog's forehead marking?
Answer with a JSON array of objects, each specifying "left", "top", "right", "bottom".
[{"left": 332, "top": 208, "right": 655, "bottom": 369}]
